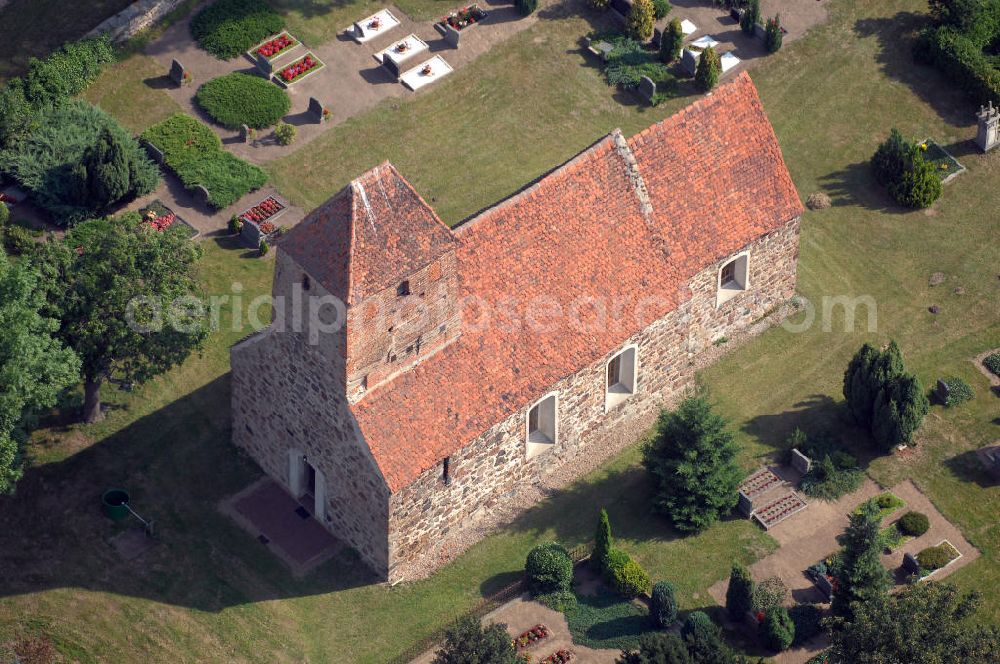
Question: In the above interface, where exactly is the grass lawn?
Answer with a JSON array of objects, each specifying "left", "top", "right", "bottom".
[
  {"left": 82, "top": 55, "right": 184, "bottom": 134},
  {"left": 1, "top": 0, "right": 999, "bottom": 661},
  {"left": 269, "top": 0, "right": 468, "bottom": 44},
  {"left": 0, "top": 0, "right": 133, "bottom": 83}
]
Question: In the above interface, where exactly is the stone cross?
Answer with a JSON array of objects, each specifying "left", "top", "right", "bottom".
[
  {"left": 975, "top": 100, "right": 999, "bottom": 153},
  {"left": 308, "top": 97, "right": 325, "bottom": 123},
  {"left": 169, "top": 59, "right": 188, "bottom": 86},
  {"left": 638, "top": 76, "right": 656, "bottom": 104}
]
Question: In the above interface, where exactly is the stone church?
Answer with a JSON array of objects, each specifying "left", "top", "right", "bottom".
[{"left": 230, "top": 72, "right": 803, "bottom": 583}]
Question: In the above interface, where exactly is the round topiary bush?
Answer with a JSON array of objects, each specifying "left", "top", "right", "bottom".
[
  {"left": 195, "top": 73, "right": 290, "bottom": 129},
  {"left": 525, "top": 542, "right": 573, "bottom": 593},
  {"left": 762, "top": 606, "right": 795, "bottom": 651},
  {"left": 898, "top": 511, "right": 930, "bottom": 537},
  {"left": 651, "top": 581, "right": 678, "bottom": 627}
]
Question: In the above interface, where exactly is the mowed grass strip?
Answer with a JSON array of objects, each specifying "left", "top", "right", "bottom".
[{"left": 1, "top": 0, "right": 999, "bottom": 661}]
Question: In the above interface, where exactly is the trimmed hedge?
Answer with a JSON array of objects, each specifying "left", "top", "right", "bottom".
[
  {"left": 898, "top": 511, "right": 930, "bottom": 537},
  {"left": 191, "top": 0, "right": 284, "bottom": 60},
  {"left": 920, "top": 25, "right": 1000, "bottom": 106},
  {"left": 141, "top": 114, "right": 267, "bottom": 209},
  {"left": 916, "top": 543, "right": 956, "bottom": 571},
  {"left": 195, "top": 73, "right": 290, "bottom": 129},
  {"left": 525, "top": 542, "right": 573, "bottom": 593},
  {"left": 0, "top": 100, "right": 159, "bottom": 225}
]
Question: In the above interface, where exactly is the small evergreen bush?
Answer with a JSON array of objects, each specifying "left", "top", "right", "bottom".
[
  {"left": 195, "top": 73, "right": 291, "bottom": 129},
  {"left": 652, "top": 0, "right": 672, "bottom": 19},
  {"left": 660, "top": 18, "right": 685, "bottom": 63},
  {"left": 762, "top": 606, "right": 795, "bottom": 651},
  {"left": 871, "top": 130, "right": 942, "bottom": 208},
  {"left": 536, "top": 589, "right": 578, "bottom": 612},
  {"left": 191, "top": 0, "right": 284, "bottom": 60},
  {"left": 764, "top": 14, "right": 783, "bottom": 53},
  {"left": 229, "top": 215, "right": 243, "bottom": 235},
  {"left": 607, "top": 551, "right": 650, "bottom": 598},
  {"left": 898, "top": 511, "right": 930, "bottom": 537},
  {"left": 525, "top": 542, "right": 573, "bottom": 593},
  {"left": 258, "top": 238, "right": 269, "bottom": 256},
  {"left": 627, "top": 0, "right": 656, "bottom": 41},
  {"left": 650, "top": 581, "right": 678, "bottom": 627},
  {"left": 726, "top": 563, "right": 754, "bottom": 620},
  {"left": 983, "top": 352, "right": 1000, "bottom": 377},
  {"left": 789, "top": 604, "right": 824, "bottom": 646},
  {"left": 941, "top": 376, "right": 974, "bottom": 407},
  {"left": 595, "top": 508, "right": 614, "bottom": 571},
  {"left": 916, "top": 543, "right": 955, "bottom": 571},
  {"left": 694, "top": 46, "right": 721, "bottom": 92},
  {"left": 516, "top": 0, "right": 538, "bottom": 16},
  {"left": 740, "top": 0, "right": 760, "bottom": 35},
  {"left": 2, "top": 224, "right": 35, "bottom": 256},
  {"left": 275, "top": 122, "right": 297, "bottom": 146}
]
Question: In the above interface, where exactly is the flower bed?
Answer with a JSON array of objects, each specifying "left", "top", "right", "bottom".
[
  {"left": 512, "top": 624, "right": 549, "bottom": 650},
  {"left": 807, "top": 554, "right": 841, "bottom": 600},
  {"left": 439, "top": 4, "right": 487, "bottom": 30},
  {"left": 252, "top": 31, "right": 298, "bottom": 61},
  {"left": 919, "top": 139, "right": 965, "bottom": 183},
  {"left": 753, "top": 492, "right": 808, "bottom": 529},
  {"left": 239, "top": 195, "right": 285, "bottom": 227},
  {"left": 277, "top": 52, "right": 324, "bottom": 85},
  {"left": 738, "top": 467, "right": 783, "bottom": 499},
  {"left": 139, "top": 200, "right": 197, "bottom": 238},
  {"left": 855, "top": 492, "right": 904, "bottom": 521},
  {"left": 915, "top": 540, "right": 961, "bottom": 580},
  {"left": 541, "top": 650, "right": 574, "bottom": 664}
]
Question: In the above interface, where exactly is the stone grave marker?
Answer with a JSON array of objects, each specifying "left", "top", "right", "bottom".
[
  {"left": 681, "top": 49, "right": 699, "bottom": 76},
  {"left": 936, "top": 379, "right": 951, "bottom": 404},
  {"left": 140, "top": 139, "right": 164, "bottom": 165},
  {"left": 976, "top": 101, "right": 999, "bottom": 153},
  {"left": 308, "top": 97, "right": 325, "bottom": 123},
  {"left": 791, "top": 448, "right": 811, "bottom": 475},
  {"left": 638, "top": 76, "right": 656, "bottom": 104},
  {"left": 444, "top": 23, "right": 461, "bottom": 48},
  {"left": 193, "top": 184, "right": 211, "bottom": 207},
  {"left": 169, "top": 59, "right": 187, "bottom": 86},
  {"left": 256, "top": 53, "right": 274, "bottom": 78}
]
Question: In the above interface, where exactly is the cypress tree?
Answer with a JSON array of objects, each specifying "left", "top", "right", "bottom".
[
  {"left": 627, "top": 0, "right": 656, "bottom": 41},
  {"left": 660, "top": 18, "right": 685, "bottom": 64},
  {"left": 833, "top": 502, "right": 891, "bottom": 618},
  {"left": 740, "top": 0, "right": 760, "bottom": 35},
  {"left": 726, "top": 563, "right": 754, "bottom": 620},
  {"left": 595, "top": 508, "right": 613, "bottom": 570},
  {"left": 844, "top": 343, "right": 879, "bottom": 426},
  {"left": 694, "top": 46, "right": 721, "bottom": 92}
]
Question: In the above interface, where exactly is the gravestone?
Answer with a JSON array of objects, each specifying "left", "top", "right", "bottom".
[
  {"left": 737, "top": 490, "right": 753, "bottom": 517},
  {"left": 240, "top": 218, "right": 264, "bottom": 248},
  {"left": 240, "top": 124, "right": 252, "bottom": 143},
  {"left": 791, "top": 448, "right": 812, "bottom": 475},
  {"left": 936, "top": 379, "right": 951, "bottom": 404},
  {"left": 255, "top": 53, "right": 274, "bottom": 78},
  {"left": 444, "top": 23, "right": 461, "bottom": 48},
  {"left": 169, "top": 59, "right": 187, "bottom": 86},
  {"left": 193, "top": 184, "right": 211, "bottom": 207},
  {"left": 140, "top": 139, "right": 164, "bottom": 165},
  {"left": 681, "top": 49, "right": 699, "bottom": 76},
  {"left": 903, "top": 552, "right": 921, "bottom": 576},
  {"left": 637, "top": 76, "right": 656, "bottom": 104},
  {"left": 308, "top": 97, "right": 325, "bottom": 122},
  {"left": 753, "top": 22, "right": 767, "bottom": 40},
  {"left": 975, "top": 101, "right": 999, "bottom": 152}
]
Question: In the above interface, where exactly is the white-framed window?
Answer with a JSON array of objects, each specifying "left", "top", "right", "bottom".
[
  {"left": 716, "top": 252, "right": 749, "bottom": 307},
  {"left": 605, "top": 345, "right": 638, "bottom": 411},
  {"left": 526, "top": 392, "right": 558, "bottom": 459}
]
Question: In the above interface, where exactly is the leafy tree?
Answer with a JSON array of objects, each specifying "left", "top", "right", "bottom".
[
  {"left": 828, "top": 583, "right": 1000, "bottom": 663},
  {"left": 761, "top": 606, "right": 794, "bottom": 651},
  {"left": 642, "top": 396, "right": 742, "bottom": 533},
  {"left": 525, "top": 541, "right": 573, "bottom": 593},
  {"left": 0, "top": 248, "right": 80, "bottom": 493},
  {"left": 740, "top": 0, "right": 760, "bottom": 34},
  {"left": 617, "top": 632, "right": 693, "bottom": 664},
  {"left": 694, "top": 46, "right": 721, "bottom": 92},
  {"left": 651, "top": 580, "right": 678, "bottom": 628},
  {"left": 34, "top": 214, "right": 205, "bottom": 423},
  {"left": 832, "top": 502, "right": 891, "bottom": 618},
  {"left": 764, "top": 14, "right": 782, "bottom": 53},
  {"left": 432, "top": 615, "right": 521, "bottom": 664},
  {"left": 627, "top": 0, "right": 657, "bottom": 41},
  {"left": 596, "top": 508, "right": 614, "bottom": 570},
  {"left": 726, "top": 563, "right": 754, "bottom": 620},
  {"left": 660, "top": 18, "right": 685, "bottom": 63}
]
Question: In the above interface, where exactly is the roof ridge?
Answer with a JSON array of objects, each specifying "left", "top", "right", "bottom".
[
  {"left": 610, "top": 129, "right": 653, "bottom": 218},
  {"left": 381, "top": 161, "right": 456, "bottom": 241}
]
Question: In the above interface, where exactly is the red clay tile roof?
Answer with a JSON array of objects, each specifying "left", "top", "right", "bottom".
[
  {"left": 281, "top": 163, "right": 455, "bottom": 304},
  {"left": 317, "top": 73, "right": 801, "bottom": 492}
]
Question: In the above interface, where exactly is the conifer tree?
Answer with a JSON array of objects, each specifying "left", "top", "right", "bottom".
[
  {"left": 627, "top": 0, "right": 656, "bottom": 41},
  {"left": 832, "top": 502, "right": 891, "bottom": 618},
  {"left": 694, "top": 46, "right": 721, "bottom": 92},
  {"left": 661, "top": 18, "right": 685, "bottom": 63}
]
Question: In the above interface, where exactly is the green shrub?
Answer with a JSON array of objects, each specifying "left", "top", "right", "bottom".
[
  {"left": 941, "top": 376, "right": 974, "bottom": 407},
  {"left": 916, "top": 543, "right": 956, "bottom": 571},
  {"left": 590, "top": 0, "right": 609, "bottom": 9},
  {"left": 3, "top": 224, "right": 36, "bottom": 256},
  {"left": 516, "top": 0, "right": 538, "bottom": 16},
  {"left": 595, "top": 508, "right": 613, "bottom": 571},
  {"left": 983, "top": 352, "right": 1000, "bottom": 377},
  {"left": 627, "top": 0, "right": 656, "bottom": 41},
  {"left": 229, "top": 215, "right": 243, "bottom": 235},
  {"left": 898, "top": 511, "right": 930, "bottom": 537},
  {"left": 650, "top": 581, "right": 678, "bottom": 627},
  {"left": 681, "top": 611, "right": 719, "bottom": 643},
  {"left": 694, "top": 46, "right": 721, "bottom": 92},
  {"left": 789, "top": 604, "right": 824, "bottom": 646},
  {"left": 258, "top": 238, "right": 269, "bottom": 256},
  {"left": 872, "top": 129, "right": 942, "bottom": 208},
  {"left": 726, "top": 563, "right": 754, "bottom": 620},
  {"left": 20, "top": 37, "right": 115, "bottom": 107},
  {"left": 195, "top": 73, "right": 290, "bottom": 129},
  {"left": 142, "top": 114, "right": 267, "bottom": 209},
  {"left": 764, "top": 14, "right": 783, "bottom": 53},
  {"left": 191, "top": 0, "right": 284, "bottom": 60},
  {"left": 872, "top": 128, "right": 912, "bottom": 187},
  {"left": 0, "top": 203, "right": 8, "bottom": 227},
  {"left": 608, "top": 552, "right": 650, "bottom": 598},
  {"left": 525, "top": 542, "right": 573, "bottom": 593},
  {"left": 652, "top": 0, "right": 672, "bottom": 19},
  {"left": 752, "top": 576, "right": 787, "bottom": 615},
  {"left": 921, "top": 23, "right": 1000, "bottom": 106},
  {"left": 0, "top": 100, "right": 159, "bottom": 224},
  {"left": 536, "top": 589, "right": 578, "bottom": 612},
  {"left": 602, "top": 36, "right": 673, "bottom": 89},
  {"left": 660, "top": 18, "right": 685, "bottom": 63},
  {"left": 740, "top": 0, "right": 760, "bottom": 35},
  {"left": 274, "top": 122, "right": 296, "bottom": 146},
  {"left": 800, "top": 455, "right": 864, "bottom": 501},
  {"left": 762, "top": 606, "right": 795, "bottom": 651}
]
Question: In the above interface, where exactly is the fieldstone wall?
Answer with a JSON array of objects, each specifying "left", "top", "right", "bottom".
[
  {"left": 85, "top": 0, "right": 187, "bottom": 42},
  {"left": 231, "top": 293, "right": 392, "bottom": 575}
]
